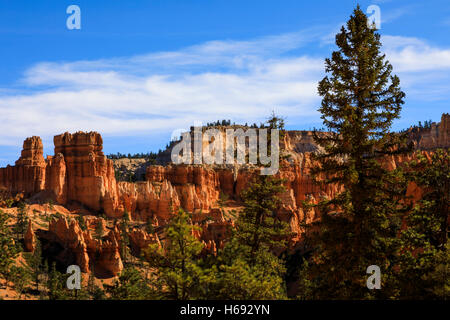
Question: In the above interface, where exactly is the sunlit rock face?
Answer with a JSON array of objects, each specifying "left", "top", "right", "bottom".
[
  {"left": 0, "top": 136, "right": 46, "bottom": 195},
  {"left": 0, "top": 113, "right": 448, "bottom": 257}
]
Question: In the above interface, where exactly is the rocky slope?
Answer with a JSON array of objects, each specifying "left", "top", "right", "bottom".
[{"left": 0, "top": 113, "right": 448, "bottom": 276}]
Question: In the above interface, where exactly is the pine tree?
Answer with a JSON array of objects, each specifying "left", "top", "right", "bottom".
[
  {"left": 46, "top": 262, "right": 70, "bottom": 300},
  {"left": 266, "top": 111, "right": 286, "bottom": 138},
  {"left": 237, "top": 175, "right": 289, "bottom": 259},
  {"left": 143, "top": 209, "right": 205, "bottom": 300},
  {"left": 10, "top": 265, "right": 31, "bottom": 299},
  {"left": 217, "top": 192, "right": 229, "bottom": 217},
  {"left": 84, "top": 266, "right": 106, "bottom": 300},
  {"left": 300, "top": 6, "right": 408, "bottom": 299},
  {"left": 0, "top": 210, "right": 19, "bottom": 286},
  {"left": 210, "top": 175, "right": 290, "bottom": 299},
  {"left": 104, "top": 266, "right": 153, "bottom": 300},
  {"left": 407, "top": 149, "right": 449, "bottom": 248},
  {"left": 24, "top": 239, "right": 44, "bottom": 292},
  {"left": 397, "top": 149, "right": 449, "bottom": 298},
  {"left": 14, "top": 201, "right": 29, "bottom": 240},
  {"left": 264, "top": 112, "right": 290, "bottom": 163}
]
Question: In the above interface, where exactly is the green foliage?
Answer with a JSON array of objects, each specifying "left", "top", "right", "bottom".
[
  {"left": 24, "top": 239, "right": 44, "bottom": 292},
  {"left": 76, "top": 215, "right": 87, "bottom": 231},
  {"left": 5, "top": 198, "right": 13, "bottom": 208},
  {"left": 211, "top": 237, "right": 287, "bottom": 300},
  {"left": 0, "top": 210, "right": 19, "bottom": 284},
  {"left": 296, "top": 259, "right": 316, "bottom": 300},
  {"left": 213, "top": 254, "right": 285, "bottom": 299},
  {"left": 237, "top": 175, "right": 290, "bottom": 257},
  {"left": 10, "top": 265, "right": 31, "bottom": 299},
  {"left": 266, "top": 111, "right": 286, "bottom": 140},
  {"left": 396, "top": 149, "right": 449, "bottom": 299},
  {"left": 47, "top": 199, "right": 54, "bottom": 211},
  {"left": 14, "top": 201, "right": 29, "bottom": 239},
  {"left": 144, "top": 209, "right": 205, "bottom": 300},
  {"left": 217, "top": 191, "right": 229, "bottom": 209},
  {"left": 46, "top": 263, "right": 71, "bottom": 300},
  {"left": 86, "top": 271, "right": 106, "bottom": 300},
  {"left": 51, "top": 212, "right": 63, "bottom": 221},
  {"left": 300, "top": 6, "right": 409, "bottom": 299},
  {"left": 207, "top": 176, "right": 289, "bottom": 300},
  {"left": 206, "top": 119, "right": 232, "bottom": 127},
  {"left": 145, "top": 220, "right": 155, "bottom": 234},
  {"left": 104, "top": 266, "right": 153, "bottom": 300},
  {"left": 107, "top": 151, "right": 159, "bottom": 160},
  {"left": 262, "top": 112, "right": 289, "bottom": 163},
  {"left": 420, "top": 243, "right": 449, "bottom": 299},
  {"left": 406, "top": 149, "right": 449, "bottom": 249},
  {"left": 416, "top": 120, "right": 433, "bottom": 129}
]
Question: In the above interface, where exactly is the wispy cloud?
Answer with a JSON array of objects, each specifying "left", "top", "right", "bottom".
[
  {"left": 0, "top": 31, "right": 325, "bottom": 149},
  {"left": 381, "top": 5, "right": 415, "bottom": 24},
  {"left": 0, "top": 29, "right": 449, "bottom": 158},
  {"left": 383, "top": 35, "right": 450, "bottom": 72},
  {"left": 380, "top": 35, "right": 450, "bottom": 105}
]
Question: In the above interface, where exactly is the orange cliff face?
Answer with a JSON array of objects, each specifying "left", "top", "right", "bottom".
[
  {"left": 45, "top": 216, "right": 123, "bottom": 278},
  {"left": 407, "top": 113, "right": 450, "bottom": 150},
  {"left": 0, "top": 136, "right": 46, "bottom": 194},
  {"left": 0, "top": 131, "right": 325, "bottom": 245},
  {"left": 0, "top": 113, "right": 448, "bottom": 250},
  {"left": 52, "top": 132, "right": 119, "bottom": 217},
  {"left": 0, "top": 132, "right": 121, "bottom": 217},
  {"left": 0, "top": 132, "right": 230, "bottom": 224}
]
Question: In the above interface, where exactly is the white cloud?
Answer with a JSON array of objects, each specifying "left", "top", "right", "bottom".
[
  {"left": 0, "top": 31, "right": 324, "bottom": 150},
  {"left": 383, "top": 35, "right": 450, "bottom": 72},
  {"left": 380, "top": 35, "right": 450, "bottom": 105},
  {"left": 0, "top": 30, "right": 449, "bottom": 157}
]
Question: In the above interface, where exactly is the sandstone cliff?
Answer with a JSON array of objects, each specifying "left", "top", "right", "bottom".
[{"left": 0, "top": 114, "right": 448, "bottom": 276}]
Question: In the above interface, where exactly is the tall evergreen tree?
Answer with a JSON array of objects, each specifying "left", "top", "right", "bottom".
[
  {"left": 10, "top": 265, "right": 31, "bottom": 299},
  {"left": 144, "top": 209, "right": 205, "bottom": 300},
  {"left": 87, "top": 272, "right": 106, "bottom": 300},
  {"left": 210, "top": 175, "right": 290, "bottom": 299},
  {"left": 14, "top": 201, "right": 29, "bottom": 240},
  {"left": 0, "top": 210, "right": 19, "bottom": 286},
  {"left": 300, "top": 6, "right": 408, "bottom": 299},
  {"left": 24, "top": 239, "right": 44, "bottom": 292},
  {"left": 236, "top": 175, "right": 289, "bottom": 259},
  {"left": 46, "top": 262, "right": 70, "bottom": 300}
]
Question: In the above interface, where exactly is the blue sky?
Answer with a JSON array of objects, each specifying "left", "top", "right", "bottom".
[{"left": 0, "top": 0, "right": 449, "bottom": 165}]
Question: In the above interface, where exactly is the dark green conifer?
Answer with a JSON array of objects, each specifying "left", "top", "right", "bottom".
[{"left": 300, "top": 6, "right": 409, "bottom": 299}]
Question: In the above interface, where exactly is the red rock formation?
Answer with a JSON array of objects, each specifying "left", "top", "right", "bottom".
[
  {"left": 47, "top": 216, "right": 123, "bottom": 277},
  {"left": 53, "top": 132, "right": 119, "bottom": 217},
  {"left": 45, "top": 153, "right": 67, "bottom": 204},
  {"left": 0, "top": 137, "right": 46, "bottom": 195},
  {"left": 129, "top": 228, "right": 161, "bottom": 256},
  {"left": 0, "top": 114, "right": 448, "bottom": 256},
  {"left": 117, "top": 180, "right": 181, "bottom": 222},
  {"left": 24, "top": 221, "right": 36, "bottom": 252},
  {"left": 407, "top": 113, "right": 450, "bottom": 149},
  {"left": 147, "top": 164, "right": 220, "bottom": 212}
]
